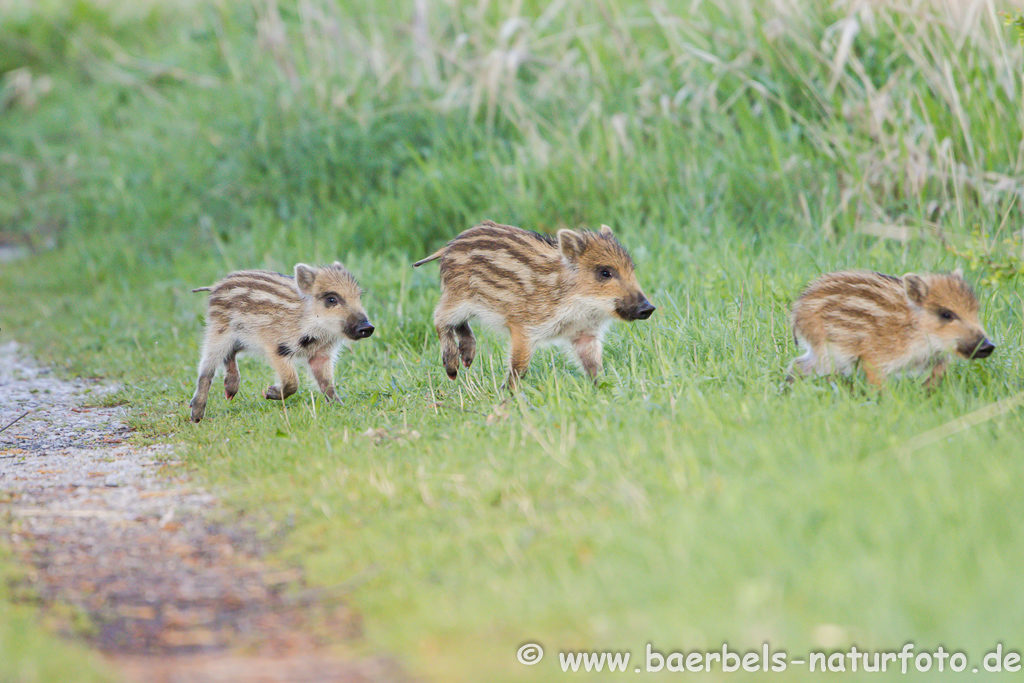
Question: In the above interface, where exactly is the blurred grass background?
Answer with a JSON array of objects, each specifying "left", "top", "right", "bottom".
[{"left": 2, "top": 0, "right": 1024, "bottom": 680}]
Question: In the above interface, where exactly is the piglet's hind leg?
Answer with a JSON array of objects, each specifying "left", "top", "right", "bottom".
[
  {"left": 263, "top": 349, "right": 299, "bottom": 401},
  {"left": 436, "top": 323, "right": 461, "bottom": 380},
  {"left": 190, "top": 358, "right": 218, "bottom": 422},
  {"left": 456, "top": 322, "right": 476, "bottom": 369},
  {"left": 224, "top": 347, "right": 241, "bottom": 399}
]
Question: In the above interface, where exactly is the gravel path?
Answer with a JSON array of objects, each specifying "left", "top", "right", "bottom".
[
  {"left": 0, "top": 341, "right": 411, "bottom": 682},
  {"left": 0, "top": 340, "right": 210, "bottom": 522}
]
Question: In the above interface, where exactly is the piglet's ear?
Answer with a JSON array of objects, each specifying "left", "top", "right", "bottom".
[
  {"left": 599, "top": 224, "right": 614, "bottom": 236},
  {"left": 952, "top": 266, "right": 964, "bottom": 279},
  {"left": 557, "top": 229, "right": 585, "bottom": 263},
  {"left": 295, "top": 264, "right": 317, "bottom": 295},
  {"left": 902, "top": 273, "right": 928, "bottom": 305}
]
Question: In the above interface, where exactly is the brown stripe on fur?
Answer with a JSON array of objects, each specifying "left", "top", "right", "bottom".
[
  {"left": 207, "top": 295, "right": 300, "bottom": 314},
  {"left": 450, "top": 274, "right": 509, "bottom": 306},
  {"left": 445, "top": 231, "right": 554, "bottom": 260},
  {"left": 208, "top": 308, "right": 232, "bottom": 326},
  {"left": 219, "top": 271, "right": 297, "bottom": 288},
  {"left": 223, "top": 273, "right": 309, "bottom": 300},
  {"left": 212, "top": 280, "right": 298, "bottom": 302},
  {"left": 458, "top": 267, "right": 520, "bottom": 297},
  {"left": 464, "top": 222, "right": 559, "bottom": 250},
  {"left": 803, "top": 282, "right": 899, "bottom": 310},
  {"left": 451, "top": 266, "right": 522, "bottom": 301},
  {"left": 220, "top": 270, "right": 296, "bottom": 290},
  {"left": 208, "top": 293, "right": 301, "bottom": 316},
  {"left": 441, "top": 248, "right": 535, "bottom": 281},
  {"left": 485, "top": 225, "right": 558, "bottom": 249},
  {"left": 466, "top": 254, "right": 530, "bottom": 287},
  {"left": 444, "top": 237, "right": 535, "bottom": 259},
  {"left": 872, "top": 271, "right": 902, "bottom": 284},
  {"left": 227, "top": 269, "right": 288, "bottom": 282},
  {"left": 443, "top": 238, "right": 563, "bottom": 275},
  {"left": 212, "top": 280, "right": 302, "bottom": 304},
  {"left": 820, "top": 305, "right": 888, "bottom": 329}
]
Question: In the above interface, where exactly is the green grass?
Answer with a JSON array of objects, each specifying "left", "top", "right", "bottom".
[
  {"left": 2, "top": 0, "right": 1024, "bottom": 681},
  {"left": 0, "top": 556, "right": 116, "bottom": 683}
]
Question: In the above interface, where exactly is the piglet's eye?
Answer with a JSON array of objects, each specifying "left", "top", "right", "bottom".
[
  {"left": 597, "top": 268, "right": 614, "bottom": 280},
  {"left": 938, "top": 308, "right": 955, "bottom": 321},
  {"left": 325, "top": 296, "right": 339, "bottom": 306}
]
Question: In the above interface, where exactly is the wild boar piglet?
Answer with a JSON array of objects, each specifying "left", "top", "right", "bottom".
[
  {"left": 189, "top": 262, "right": 374, "bottom": 422},
  {"left": 414, "top": 220, "right": 655, "bottom": 389},
  {"left": 788, "top": 269, "right": 994, "bottom": 388}
]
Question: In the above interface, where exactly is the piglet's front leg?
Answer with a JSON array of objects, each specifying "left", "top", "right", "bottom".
[
  {"left": 308, "top": 352, "right": 339, "bottom": 401},
  {"left": 924, "top": 356, "right": 949, "bottom": 391},
  {"left": 505, "top": 324, "right": 533, "bottom": 391},
  {"left": 572, "top": 333, "right": 603, "bottom": 385}
]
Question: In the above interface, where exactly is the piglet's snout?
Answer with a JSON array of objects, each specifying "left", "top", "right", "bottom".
[
  {"left": 956, "top": 335, "right": 995, "bottom": 359},
  {"left": 968, "top": 337, "right": 995, "bottom": 359},
  {"left": 635, "top": 299, "right": 656, "bottom": 320},
  {"left": 617, "top": 296, "right": 655, "bottom": 321},
  {"left": 351, "top": 319, "right": 375, "bottom": 339}
]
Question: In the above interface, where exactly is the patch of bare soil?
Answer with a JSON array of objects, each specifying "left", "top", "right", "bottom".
[{"left": 0, "top": 342, "right": 413, "bottom": 682}]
